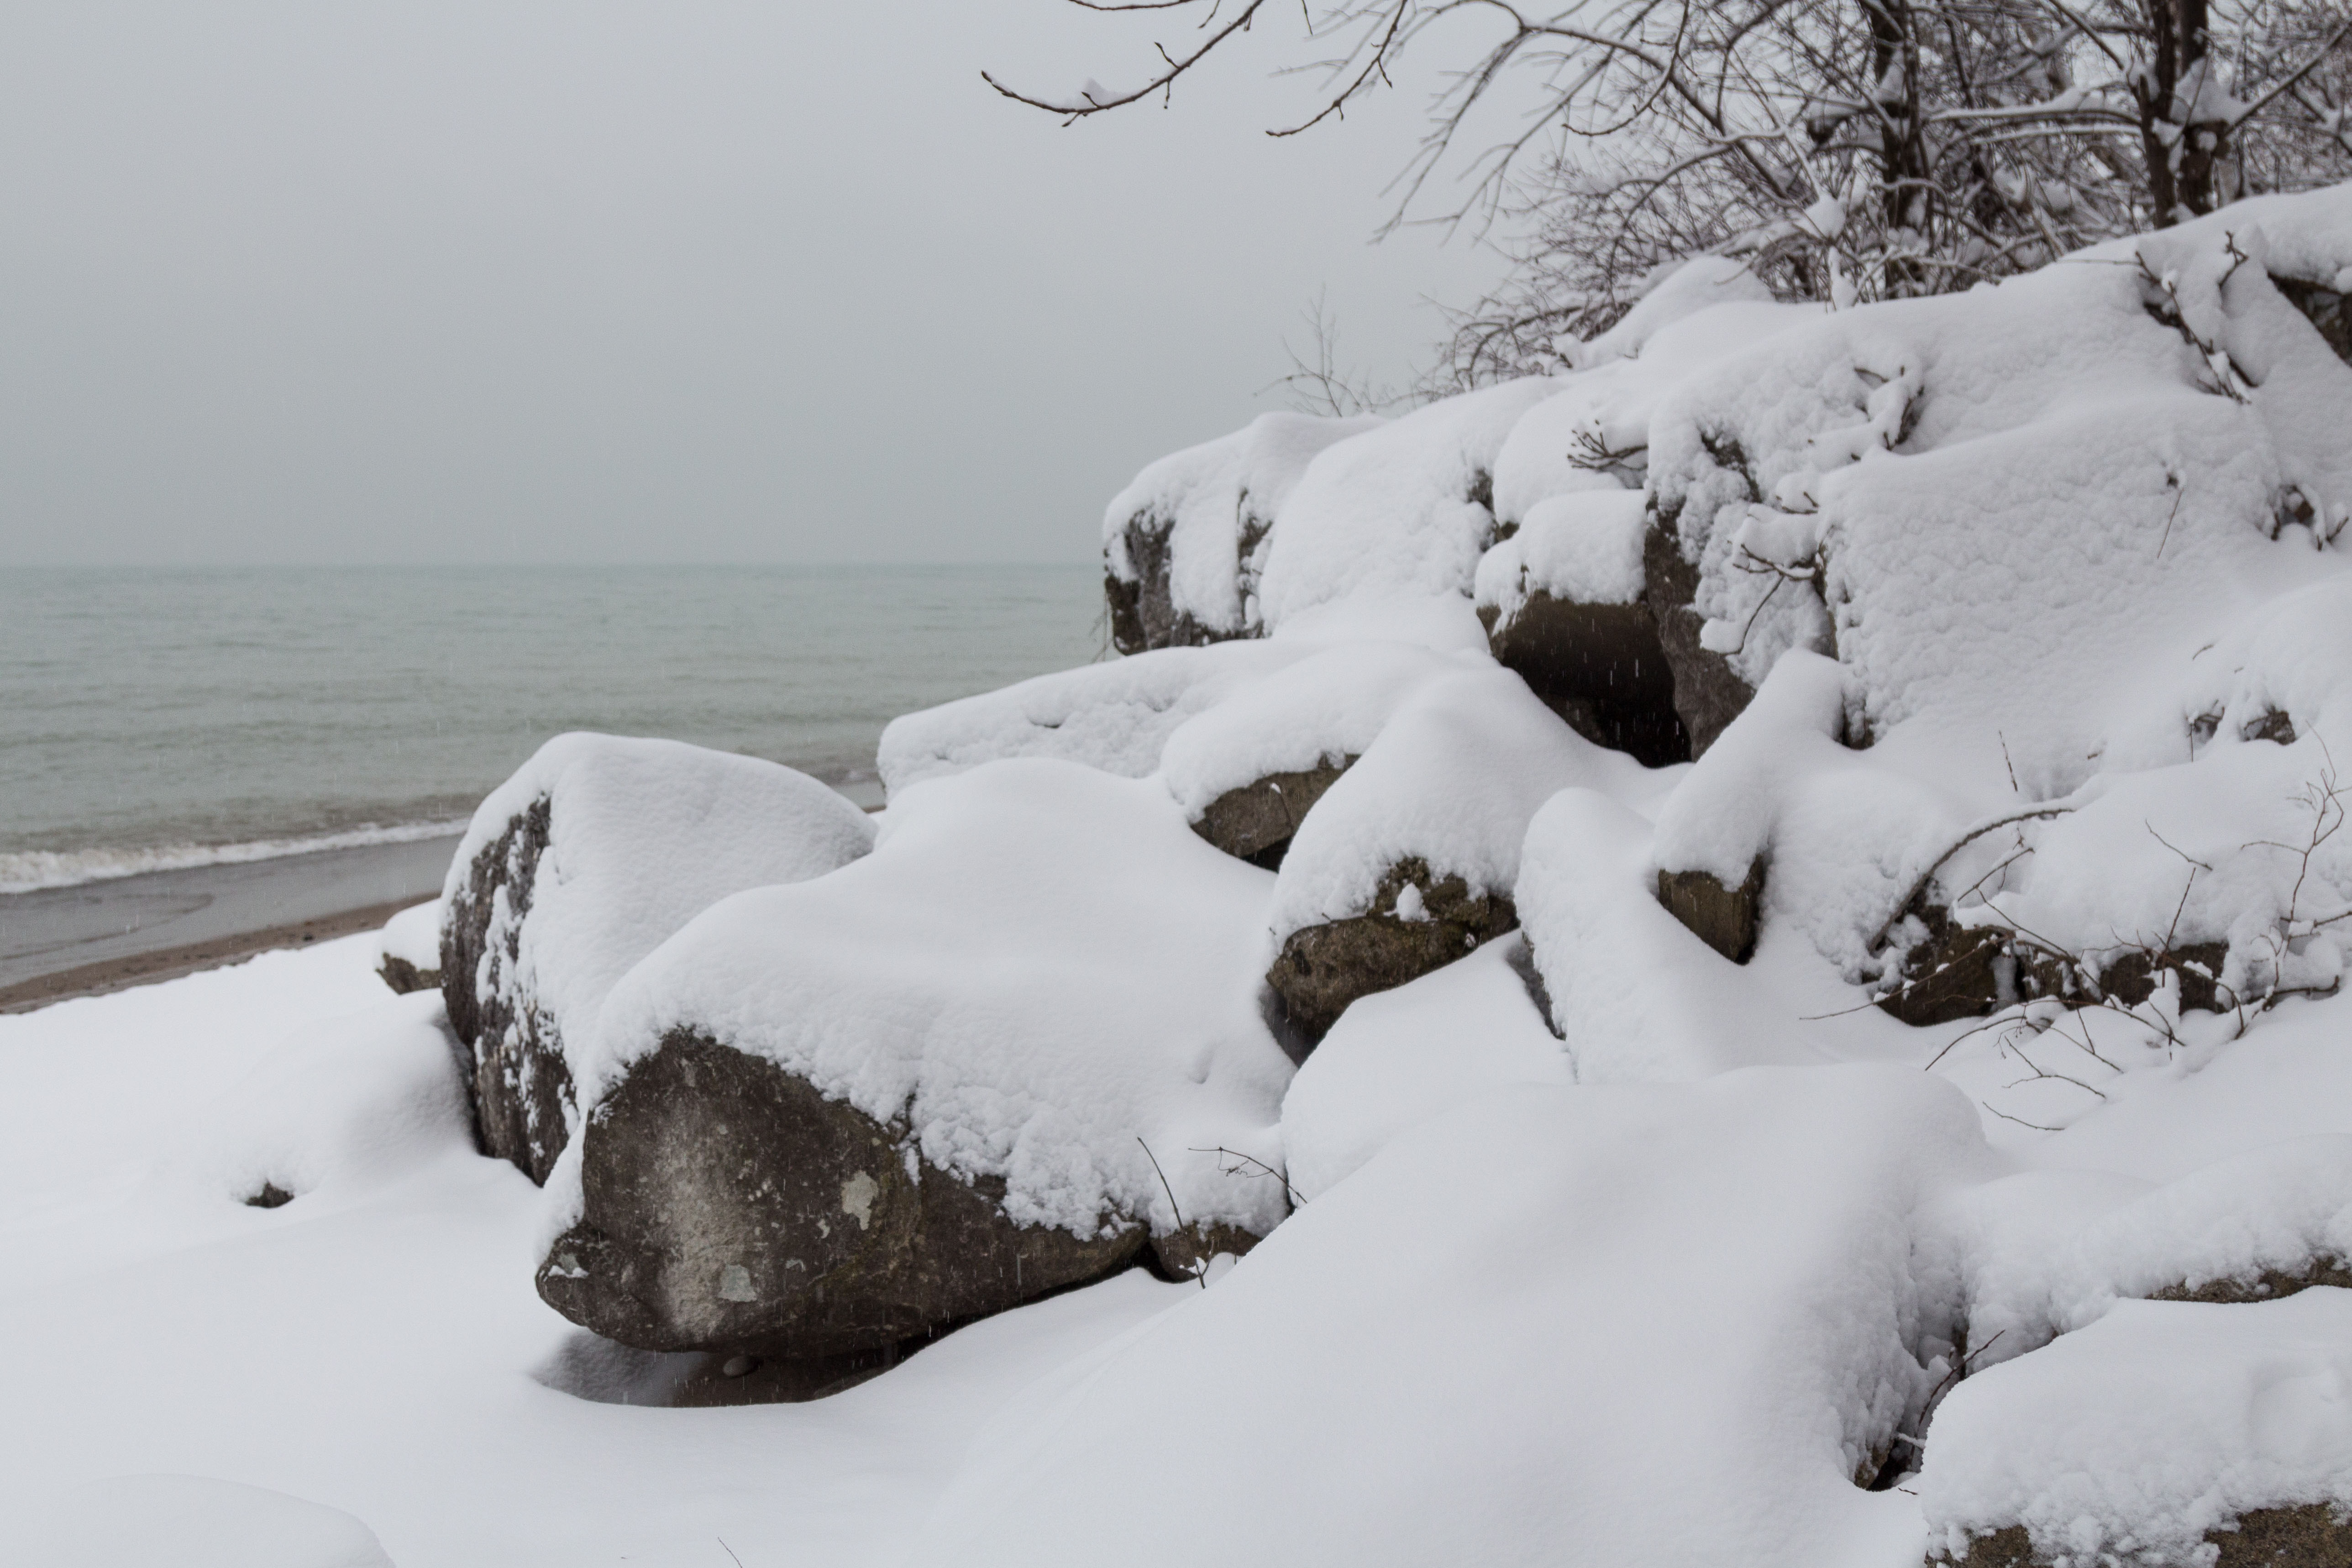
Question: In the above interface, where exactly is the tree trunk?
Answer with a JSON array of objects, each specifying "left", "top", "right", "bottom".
[{"left": 1862, "top": 0, "right": 1932, "bottom": 292}]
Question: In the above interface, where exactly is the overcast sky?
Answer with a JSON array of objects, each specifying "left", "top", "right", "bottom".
[{"left": 0, "top": 2, "right": 1506, "bottom": 566}]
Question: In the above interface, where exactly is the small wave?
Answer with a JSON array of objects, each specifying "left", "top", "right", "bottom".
[{"left": 0, "top": 819, "right": 470, "bottom": 895}]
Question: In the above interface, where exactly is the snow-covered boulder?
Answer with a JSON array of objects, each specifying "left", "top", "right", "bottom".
[
  {"left": 1102, "top": 410, "right": 1380, "bottom": 652},
  {"left": 373, "top": 897, "right": 441, "bottom": 995},
  {"left": 1255, "top": 378, "right": 1559, "bottom": 636},
  {"left": 1643, "top": 194, "right": 2352, "bottom": 772},
  {"left": 911, "top": 1065, "right": 1991, "bottom": 1568},
  {"left": 1156, "top": 641, "right": 1460, "bottom": 865},
  {"left": 1918, "top": 1293, "right": 2352, "bottom": 1567},
  {"left": 441, "top": 734, "right": 876, "bottom": 1183},
  {"left": 875, "top": 639, "right": 1308, "bottom": 799},
  {"left": 1263, "top": 662, "right": 1667, "bottom": 1041},
  {"left": 1473, "top": 486, "right": 1687, "bottom": 765},
  {"left": 537, "top": 759, "right": 1295, "bottom": 1357}
]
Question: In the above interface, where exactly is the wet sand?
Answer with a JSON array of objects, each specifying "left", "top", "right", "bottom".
[{"left": 0, "top": 835, "right": 461, "bottom": 1011}]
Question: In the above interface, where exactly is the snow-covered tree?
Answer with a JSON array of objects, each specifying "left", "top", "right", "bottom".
[{"left": 989, "top": 0, "right": 2352, "bottom": 379}]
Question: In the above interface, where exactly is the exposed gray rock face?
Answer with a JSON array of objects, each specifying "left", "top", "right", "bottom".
[
  {"left": 1267, "top": 859, "right": 1518, "bottom": 1044},
  {"left": 1642, "top": 522, "right": 1756, "bottom": 759},
  {"left": 377, "top": 954, "right": 440, "bottom": 995},
  {"left": 1104, "top": 524, "right": 1224, "bottom": 657},
  {"left": 1656, "top": 859, "right": 1763, "bottom": 966},
  {"left": 443, "top": 796, "right": 572, "bottom": 1184},
  {"left": 1190, "top": 760, "right": 1351, "bottom": 868},
  {"left": 1480, "top": 591, "right": 1688, "bottom": 767},
  {"left": 537, "top": 1031, "right": 1149, "bottom": 1356}
]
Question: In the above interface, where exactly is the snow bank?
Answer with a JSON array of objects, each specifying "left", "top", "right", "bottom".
[
  {"left": 580, "top": 758, "right": 1295, "bottom": 1242},
  {"left": 912, "top": 1065, "right": 1990, "bottom": 1568},
  {"left": 876, "top": 640, "right": 1308, "bottom": 797},
  {"left": 1278, "top": 935, "right": 1567, "bottom": 1200},
  {"left": 1102, "top": 410, "right": 1381, "bottom": 642},
  {"left": 1919, "top": 1292, "right": 2352, "bottom": 1566},
  {"left": 1489, "top": 282, "right": 1802, "bottom": 525},
  {"left": 1517, "top": 787, "right": 1838, "bottom": 1081},
  {"left": 168, "top": 991, "right": 472, "bottom": 1208},
  {"left": 1256, "top": 378, "right": 1559, "bottom": 631},
  {"left": 1267, "top": 661, "right": 1664, "bottom": 940},
  {"left": 7, "top": 1474, "right": 394, "bottom": 1568}
]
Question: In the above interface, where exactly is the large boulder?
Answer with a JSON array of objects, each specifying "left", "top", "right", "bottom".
[
  {"left": 539, "top": 758, "right": 1296, "bottom": 1358},
  {"left": 1474, "top": 487, "right": 1688, "bottom": 766},
  {"left": 441, "top": 734, "right": 875, "bottom": 1183},
  {"left": 538, "top": 1031, "right": 1142, "bottom": 1355},
  {"left": 1264, "top": 662, "right": 1672, "bottom": 1044}
]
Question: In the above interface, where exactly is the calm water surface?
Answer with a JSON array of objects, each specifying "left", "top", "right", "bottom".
[{"left": 0, "top": 564, "right": 1103, "bottom": 888}]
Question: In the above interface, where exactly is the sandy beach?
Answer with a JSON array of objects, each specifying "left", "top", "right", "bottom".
[{"left": 0, "top": 834, "right": 460, "bottom": 1011}]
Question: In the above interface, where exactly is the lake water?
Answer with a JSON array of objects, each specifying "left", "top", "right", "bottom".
[{"left": 0, "top": 564, "right": 1104, "bottom": 891}]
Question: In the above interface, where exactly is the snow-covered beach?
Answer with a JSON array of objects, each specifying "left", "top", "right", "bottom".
[{"left": 14, "top": 184, "right": 2352, "bottom": 1566}]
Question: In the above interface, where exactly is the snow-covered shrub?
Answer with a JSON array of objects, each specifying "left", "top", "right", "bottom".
[{"left": 442, "top": 733, "right": 875, "bottom": 1182}]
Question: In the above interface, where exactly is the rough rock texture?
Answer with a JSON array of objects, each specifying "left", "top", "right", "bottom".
[
  {"left": 377, "top": 954, "right": 440, "bottom": 996},
  {"left": 538, "top": 1032, "right": 1147, "bottom": 1356},
  {"left": 1267, "top": 859, "right": 1519, "bottom": 1044},
  {"left": 1105, "top": 521, "right": 1228, "bottom": 656},
  {"left": 1935, "top": 1505, "right": 2352, "bottom": 1566},
  {"left": 1479, "top": 592, "right": 1689, "bottom": 767},
  {"left": 1656, "top": 859, "right": 1764, "bottom": 965},
  {"left": 2152, "top": 1256, "right": 2352, "bottom": 1306},
  {"left": 1875, "top": 909, "right": 2229, "bottom": 1027},
  {"left": 1642, "top": 522, "right": 1756, "bottom": 758},
  {"left": 442, "top": 797, "right": 573, "bottom": 1185},
  {"left": 1150, "top": 1221, "right": 1269, "bottom": 1283},
  {"left": 1190, "top": 760, "right": 1351, "bottom": 868}
]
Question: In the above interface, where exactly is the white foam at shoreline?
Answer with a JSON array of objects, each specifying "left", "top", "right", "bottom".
[{"left": 0, "top": 820, "right": 470, "bottom": 896}]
